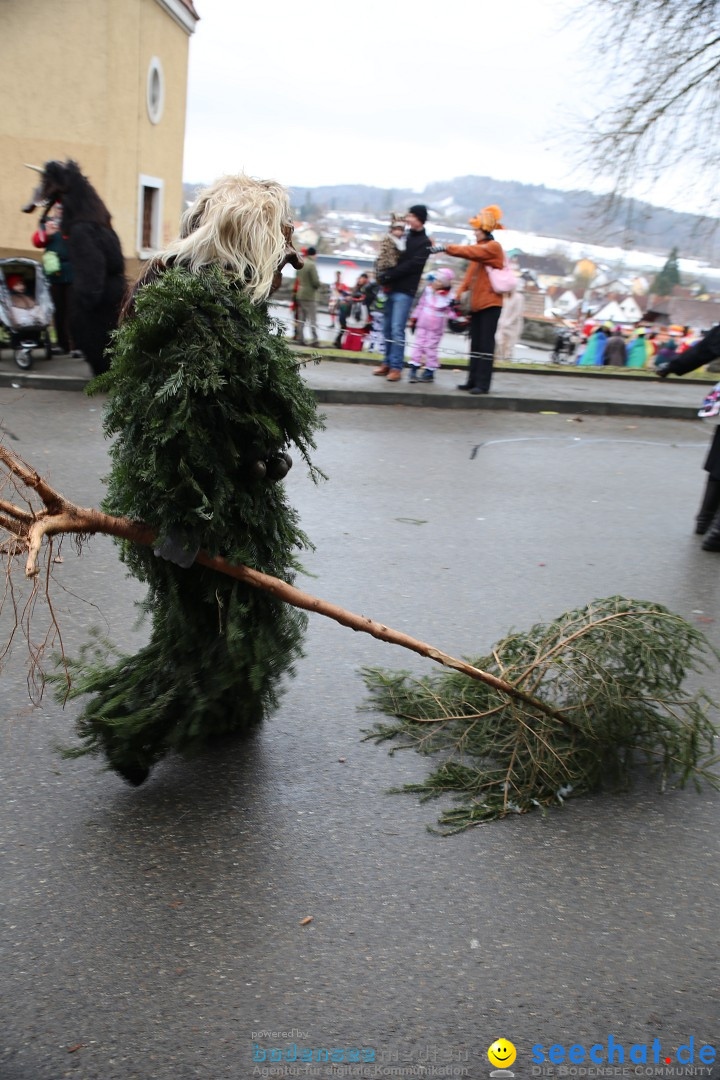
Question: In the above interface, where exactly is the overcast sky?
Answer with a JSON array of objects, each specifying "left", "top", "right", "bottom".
[{"left": 182, "top": 0, "right": 665, "bottom": 206}]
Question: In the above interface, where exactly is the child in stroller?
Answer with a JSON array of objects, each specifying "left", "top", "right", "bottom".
[
  {"left": 7, "top": 274, "right": 41, "bottom": 325},
  {"left": 0, "top": 258, "right": 54, "bottom": 369}
]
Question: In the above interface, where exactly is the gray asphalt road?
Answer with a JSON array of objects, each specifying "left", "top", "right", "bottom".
[{"left": 1, "top": 390, "right": 719, "bottom": 1080}]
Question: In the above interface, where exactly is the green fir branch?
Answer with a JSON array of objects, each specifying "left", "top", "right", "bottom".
[{"left": 363, "top": 597, "right": 720, "bottom": 833}]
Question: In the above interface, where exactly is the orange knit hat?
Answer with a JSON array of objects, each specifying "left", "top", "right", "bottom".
[{"left": 469, "top": 205, "right": 504, "bottom": 232}]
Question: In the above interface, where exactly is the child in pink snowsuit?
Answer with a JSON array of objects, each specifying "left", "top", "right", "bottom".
[{"left": 408, "top": 267, "right": 454, "bottom": 383}]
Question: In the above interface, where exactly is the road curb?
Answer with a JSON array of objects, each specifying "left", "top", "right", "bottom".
[
  {"left": 0, "top": 366, "right": 701, "bottom": 420},
  {"left": 0, "top": 371, "right": 90, "bottom": 392},
  {"left": 310, "top": 388, "right": 698, "bottom": 419},
  {"left": 288, "top": 346, "right": 712, "bottom": 384}
]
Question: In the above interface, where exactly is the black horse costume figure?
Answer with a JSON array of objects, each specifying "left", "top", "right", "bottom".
[
  {"left": 658, "top": 324, "right": 720, "bottom": 546},
  {"left": 22, "top": 160, "right": 125, "bottom": 375},
  {"left": 59, "top": 173, "right": 323, "bottom": 786}
]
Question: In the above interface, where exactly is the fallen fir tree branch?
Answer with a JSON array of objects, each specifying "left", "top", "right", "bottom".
[
  {"left": 0, "top": 442, "right": 563, "bottom": 721},
  {"left": 362, "top": 596, "right": 720, "bottom": 832}
]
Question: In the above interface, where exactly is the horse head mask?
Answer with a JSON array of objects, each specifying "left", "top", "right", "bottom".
[{"left": 21, "top": 160, "right": 69, "bottom": 215}]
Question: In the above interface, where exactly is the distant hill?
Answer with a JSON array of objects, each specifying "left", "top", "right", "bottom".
[{"left": 182, "top": 176, "right": 720, "bottom": 264}]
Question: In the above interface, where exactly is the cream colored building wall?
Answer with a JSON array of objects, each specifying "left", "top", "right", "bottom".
[{"left": 0, "top": 0, "right": 194, "bottom": 266}]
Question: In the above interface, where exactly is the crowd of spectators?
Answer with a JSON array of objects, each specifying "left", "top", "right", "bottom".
[{"left": 568, "top": 321, "right": 701, "bottom": 370}]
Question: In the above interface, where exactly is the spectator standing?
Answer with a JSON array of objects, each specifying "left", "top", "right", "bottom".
[
  {"left": 653, "top": 332, "right": 678, "bottom": 369},
  {"left": 351, "top": 271, "right": 377, "bottom": 311},
  {"left": 295, "top": 246, "right": 321, "bottom": 345},
  {"left": 577, "top": 325, "right": 609, "bottom": 366},
  {"left": 328, "top": 270, "right": 348, "bottom": 327},
  {"left": 494, "top": 263, "right": 524, "bottom": 362},
  {"left": 374, "top": 204, "right": 432, "bottom": 382},
  {"left": 626, "top": 327, "right": 652, "bottom": 368},
  {"left": 332, "top": 276, "right": 357, "bottom": 348},
  {"left": 32, "top": 211, "right": 73, "bottom": 353},
  {"left": 604, "top": 327, "right": 627, "bottom": 367},
  {"left": 646, "top": 330, "right": 660, "bottom": 365},
  {"left": 433, "top": 205, "right": 505, "bottom": 394},
  {"left": 339, "top": 272, "right": 377, "bottom": 351},
  {"left": 407, "top": 267, "right": 454, "bottom": 383},
  {"left": 366, "top": 286, "right": 386, "bottom": 355},
  {"left": 290, "top": 274, "right": 303, "bottom": 342},
  {"left": 678, "top": 325, "right": 695, "bottom": 353}
]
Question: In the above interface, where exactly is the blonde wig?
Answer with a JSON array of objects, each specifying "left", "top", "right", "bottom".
[{"left": 158, "top": 174, "right": 293, "bottom": 303}]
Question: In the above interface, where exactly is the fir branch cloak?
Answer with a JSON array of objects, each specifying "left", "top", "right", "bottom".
[{"left": 66, "top": 266, "right": 325, "bottom": 785}]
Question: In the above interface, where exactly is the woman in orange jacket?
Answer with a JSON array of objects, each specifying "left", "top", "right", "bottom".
[{"left": 433, "top": 204, "right": 505, "bottom": 393}]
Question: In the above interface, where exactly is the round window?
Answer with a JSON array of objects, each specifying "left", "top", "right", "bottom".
[{"left": 147, "top": 57, "right": 164, "bottom": 124}]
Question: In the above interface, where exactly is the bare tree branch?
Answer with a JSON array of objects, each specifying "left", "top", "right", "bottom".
[{"left": 574, "top": 0, "right": 720, "bottom": 210}]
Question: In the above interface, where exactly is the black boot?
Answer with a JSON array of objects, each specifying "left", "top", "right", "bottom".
[
  {"left": 701, "top": 507, "right": 720, "bottom": 550},
  {"left": 695, "top": 477, "right": 720, "bottom": 534}
]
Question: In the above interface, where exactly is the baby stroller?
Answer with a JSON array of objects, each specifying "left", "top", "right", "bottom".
[
  {"left": 550, "top": 327, "right": 578, "bottom": 365},
  {"left": 339, "top": 298, "right": 370, "bottom": 352},
  {"left": 0, "top": 257, "right": 54, "bottom": 369}
]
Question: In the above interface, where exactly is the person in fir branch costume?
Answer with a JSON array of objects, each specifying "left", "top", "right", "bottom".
[{"left": 65, "top": 174, "right": 324, "bottom": 785}]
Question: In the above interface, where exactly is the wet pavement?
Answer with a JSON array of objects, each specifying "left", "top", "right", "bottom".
[{"left": 1, "top": 390, "right": 719, "bottom": 1079}]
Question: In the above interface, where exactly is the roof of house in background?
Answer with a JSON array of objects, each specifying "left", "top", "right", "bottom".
[
  {"left": 671, "top": 285, "right": 695, "bottom": 299},
  {"left": 644, "top": 297, "right": 720, "bottom": 329},
  {"left": 515, "top": 253, "right": 569, "bottom": 276}
]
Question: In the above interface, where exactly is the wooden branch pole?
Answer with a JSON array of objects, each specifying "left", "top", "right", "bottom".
[{"left": 0, "top": 444, "right": 565, "bottom": 722}]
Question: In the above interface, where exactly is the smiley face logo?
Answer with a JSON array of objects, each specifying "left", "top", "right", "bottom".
[{"left": 488, "top": 1039, "right": 517, "bottom": 1069}]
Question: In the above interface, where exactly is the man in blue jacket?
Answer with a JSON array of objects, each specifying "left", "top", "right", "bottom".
[{"left": 374, "top": 204, "right": 432, "bottom": 382}]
